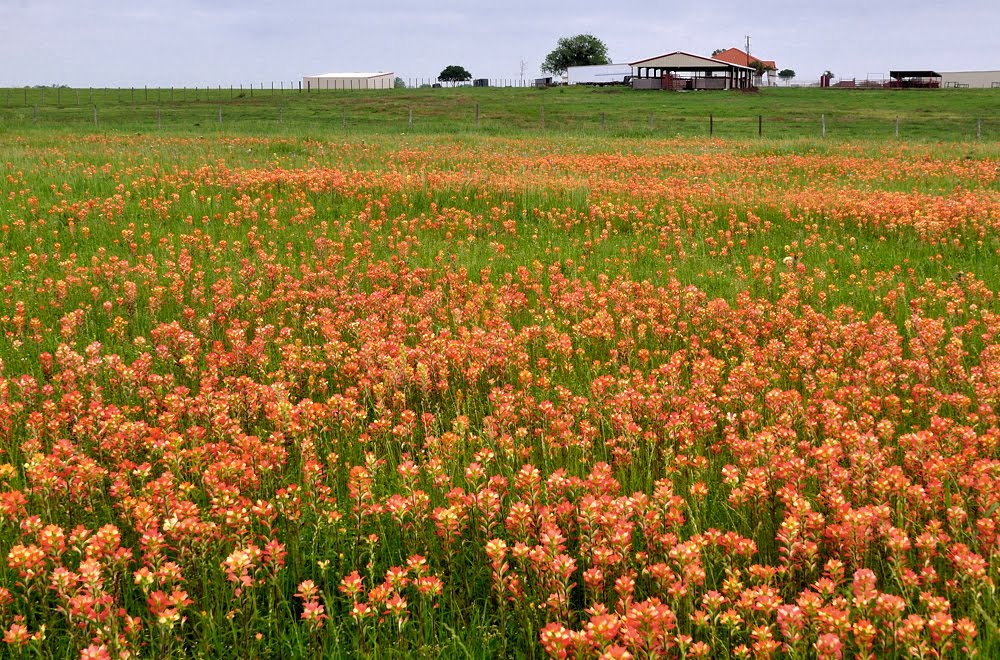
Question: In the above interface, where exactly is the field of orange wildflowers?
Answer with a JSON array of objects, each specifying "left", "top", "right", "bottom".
[{"left": 1, "top": 132, "right": 999, "bottom": 658}]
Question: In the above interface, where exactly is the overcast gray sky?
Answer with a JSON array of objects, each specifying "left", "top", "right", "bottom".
[{"left": 1, "top": 0, "right": 996, "bottom": 87}]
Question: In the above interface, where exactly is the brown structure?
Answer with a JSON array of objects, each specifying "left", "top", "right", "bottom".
[
  {"left": 711, "top": 47, "right": 777, "bottom": 85},
  {"left": 629, "top": 51, "right": 756, "bottom": 90}
]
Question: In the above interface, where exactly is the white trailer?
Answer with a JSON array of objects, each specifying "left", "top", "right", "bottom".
[{"left": 567, "top": 64, "right": 633, "bottom": 86}]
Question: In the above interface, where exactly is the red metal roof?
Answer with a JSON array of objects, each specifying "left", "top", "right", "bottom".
[{"left": 712, "top": 48, "right": 776, "bottom": 70}]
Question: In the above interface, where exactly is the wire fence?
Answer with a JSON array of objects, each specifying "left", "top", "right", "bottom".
[
  {"left": 2, "top": 86, "right": 999, "bottom": 141},
  {"left": 0, "top": 80, "right": 539, "bottom": 106}
]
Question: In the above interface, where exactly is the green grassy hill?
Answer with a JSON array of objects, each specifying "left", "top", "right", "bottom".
[{"left": 2, "top": 85, "right": 999, "bottom": 140}]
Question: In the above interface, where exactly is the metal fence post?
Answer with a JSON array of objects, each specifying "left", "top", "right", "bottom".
[{"left": 822, "top": 113, "right": 826, "bottom": 138}]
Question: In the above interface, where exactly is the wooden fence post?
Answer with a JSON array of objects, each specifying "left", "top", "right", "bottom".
[{"left": 822, "top": 113, "right": 826, "bottom": 138}]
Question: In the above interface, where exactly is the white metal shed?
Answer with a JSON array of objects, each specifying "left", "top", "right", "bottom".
[
  {"left": 567, "top": 64, "right": 633, "bottom": 85},
  {"left": 939, "top": 71, "right": 1000, "bottom": 88},
  {"left": 302, "top": 72, "right": 395, "bottom": 90}
]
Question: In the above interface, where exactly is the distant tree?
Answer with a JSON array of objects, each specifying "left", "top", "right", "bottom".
[
  {"left": 778, "top": 69, "right": 796, "bottom": 85},
  {"left": 394, "top": 77, "right": 406, "bottom": 89},
  {"left": 823, "top": 70, "right": 835, "bottom": 80},
  {"left": 541, "top": 34, "right": 610, "bottom": 76},
  {"left": 711, "top": 48, "right": 726, "bottom": 57},
  {"left": 438, "top": 65, "right": 472, "bottom": 86}
]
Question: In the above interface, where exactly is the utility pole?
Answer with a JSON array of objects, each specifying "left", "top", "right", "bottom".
[{"left": 745, "top": 35, "right": 756, "bottom": 86}]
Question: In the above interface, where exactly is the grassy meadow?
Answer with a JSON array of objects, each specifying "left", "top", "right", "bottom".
[
  {"left": 0, "top": 88, "right": 999, "bottom": 658},
  {"left": 2, "top": 85, "right": 1000, "bottom": 140}
]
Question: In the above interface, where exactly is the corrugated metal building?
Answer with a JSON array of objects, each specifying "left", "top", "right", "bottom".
[
  {"left": 302, "top": 72, "right": 395, "bottom": 90},
  {"left": 939, "top": 71, "right": 1000, "bottom": 88},
  {"left": 567, "top": 64, "right": 633, "bottom": 85}
]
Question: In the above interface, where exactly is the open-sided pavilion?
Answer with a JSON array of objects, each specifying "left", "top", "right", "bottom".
[
  {"left": 888, "top": 71, "right": 942, "bottom": 88},
  {"left": 629, "top": 52, "right": 756, "bottom": 90}
]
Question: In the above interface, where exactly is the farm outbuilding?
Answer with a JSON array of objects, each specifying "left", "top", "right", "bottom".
[
  {"left": 939, "top": 71, "right": 1000, "bottom": 88},
  {"left": 302, "top": 72, "right": 395, "bottom": 90},
  {"left": 888, "top": 71, "right": 942, "bottom": 88},
  {"left": 567, "top": 64, "right": 633, "bottom": 85},
  {"left": 711, "top": 48, "right": 777, "bottom": 85},
  {"left": 629, "top": 52, "right": 755, "bottom": 90}
]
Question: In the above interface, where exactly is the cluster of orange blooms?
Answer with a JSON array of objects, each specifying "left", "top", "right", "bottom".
[{"left": 0, "top": 133, "right": 997, "bottom": 657}]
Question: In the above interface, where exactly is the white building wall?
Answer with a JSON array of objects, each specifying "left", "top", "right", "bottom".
[
  {"left": 567, "top": 64, "right": 632, "bottom": 85},
  {"left": 939, "top": 71, "right": 1000, "bottom": 88},
  {"left": 302, "top": 73, "right": 395, "bottom": 90}
]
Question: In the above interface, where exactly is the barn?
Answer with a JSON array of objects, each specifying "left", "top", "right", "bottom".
[
  {"left": 710, "top": 48, "right": 778, "bottom": 86},
  {"left": 939, "top": 71, "right": 1000, "bottom": 88},
  {"left": 629, "top": 52, "right": 755, "bottom": 90},
  {"left": 302, "top": 72, "right": 395, "bottom": 90}
]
